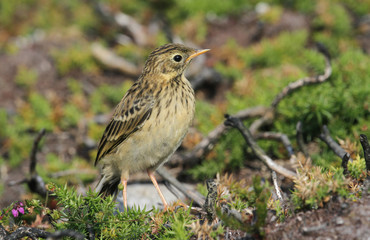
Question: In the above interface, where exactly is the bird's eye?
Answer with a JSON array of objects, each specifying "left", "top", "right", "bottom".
[{"left": 173, "top": 55, "right": 182, "bottom": 62}]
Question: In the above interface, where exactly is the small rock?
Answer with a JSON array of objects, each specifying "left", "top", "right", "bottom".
[{"left": 335, "top": 217, "right": 344, "bottom": 225}]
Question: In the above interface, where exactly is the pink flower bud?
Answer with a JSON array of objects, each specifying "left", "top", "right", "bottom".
[
  {"left": 12, "top": 209, "right": 18, "bottom": 218},
  {"left": 18, "top": 207, "right": 25, "bottom": 215}
]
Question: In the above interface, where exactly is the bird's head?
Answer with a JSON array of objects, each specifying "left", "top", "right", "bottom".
[{"left": 142, "top": 43, "right": 209, "bottom": 78}]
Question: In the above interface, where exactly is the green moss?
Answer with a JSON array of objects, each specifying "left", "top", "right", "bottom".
[
  {"left": 214, "top": 62, "right": 243, "bottom": 81},
  {"left": 0, "top": 0, "right": 36, "bottom": 30},
  {"left": 188, "top": 130, "right": 245, "bottom": 180},
  {"left": 87, "top": 122, "right": 106, "bottom": 143},
  {"left": 171, "top": 0, "right": 250, "bottom": 19},
  {"left": 67, "top": 78, "right": 83, "bottom": 95},
  {"left": 239, "top": 30, "right": 308, "bottom": 68},
  {"left": 277, "top": 47, "right": 370, "bottom": 144},
  {"left": 6, "top": 124, "right": 34, "bottom": 167},
  {"left": 115, "top": 43, "right": 145, "bottom": 65},
  {"left": 259, "top": 5, "right": 283, "bottom": 23},
  {"left": 341, "top": 0, "right": 370, "bottom": 16},
  {"left": 44, "top": 153, "right": 69, "bottom": 173},
  {"left": 312, "top": 1, "right": 355, "bottom": 57},
  {"left": 52, "top": 43, "right": 99, "bottom": 75},
  {"left": 44, "top": 184, "right": 198, "bottom": 239},
  {"left": 60, "top": 103, "right": 83, "bottom": 128},
  {"left": 27, "top": 92, "right": 54, "bottom": 131},
  {"left": 292, "top": 165, "right": 351, "bottom": 209},
  {"left": 194, "top": 100, "right": 223, "bottom": 134},
  {"left": 348, "top": 155, "right": 367, "bottom": 181},
  {"left": 99, "top": 83, "right": 128, "bottom": 105},
  {"left": 89, "top": 90, "right": 109, "bottom": 115},
  {"left": 15, "top": 66, "right": 38, "bottom": 88},
  {"left": 160, "top": 208, "right": 193, "bottom": 239},
  {"left": 0, "top": 109, "right": 8, "bottom": 137}
]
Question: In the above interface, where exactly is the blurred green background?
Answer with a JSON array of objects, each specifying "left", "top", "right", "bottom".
[{"left": 0, "top": 0, "right": 369, "bottom": 207}]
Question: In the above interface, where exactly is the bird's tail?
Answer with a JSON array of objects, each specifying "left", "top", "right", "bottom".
[{"left": 95, "top": 175, "right": 120, "bottom": 199}]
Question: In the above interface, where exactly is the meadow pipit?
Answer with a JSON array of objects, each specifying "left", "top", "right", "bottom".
[{"left": 95, "top": 43, "right": 209, "bottom": 210}]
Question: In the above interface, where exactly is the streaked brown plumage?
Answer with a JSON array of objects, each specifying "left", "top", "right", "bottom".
[{"left": 95, "top": 43, "right": 209, "bottom": 210}]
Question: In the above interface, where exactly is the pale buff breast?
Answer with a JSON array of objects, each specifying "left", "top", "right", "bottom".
[{"left": 104, "top": 78, "right": 195, "bottom": 175}]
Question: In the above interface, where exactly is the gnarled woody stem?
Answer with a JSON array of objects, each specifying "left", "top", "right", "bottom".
[{"left": 224, "top": 115, "right": 297, "bottom": 180}]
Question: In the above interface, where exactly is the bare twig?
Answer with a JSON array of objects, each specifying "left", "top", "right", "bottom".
[
  {"left": 91, "top": 43, "right": 140, "bottom": 76},
  {"left": 255, "top": 132, "right": 295, "bottom": 157},
  {"left": 30, "top": 129, "right": 46, "bottom": 174},
  {"left": 113, "top": 12, "right": 148, "bottom": 46},
  {"left": 1, "top": 226, "right": 85, "bottom": 240},
  {"left": 359, "top": 134, "right": 370, "bottom": 174},
  {"left": 203, "top": 179, "right": 217, "bottom": 221},
  {"left": 224, "top": 115, "right": 297, "bottom": 179},
  {"left": 219, "top": 202, "right": 244, "bottom": 224},
  {"left": 163, "top": 180, "right": 182, "bottom": 200},
  {"left": 249, "top": 113, "right": 274, "bottom": 136},
  {"left": 168, "top": 106, "right": 268, "bottom": 167},
  {"left": 92, "top": 1, "right": 148, "bottom": 46},
  {"left": 296, "top": 121, "right": 309, "bottom": 157},
  {"left": 4, "top": 226, "right": 47, "bottom": 240},
  {"left": 8, "top": 129, "right": 47, "bottom": 197},
  {"left": 319, "top": 125, "right": 353, "bottom": 162},
  {"left": 342, "top": 153, "right": 350, "bottom": 176},
  {"left": 271, "top": 171, "right": 283, "bottom": 203},
  {"left": 156, "top": 167, "right": 205, "bottom": 207}
]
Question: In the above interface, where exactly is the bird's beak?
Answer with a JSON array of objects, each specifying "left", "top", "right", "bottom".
[{"left": 186, "top": 49, "right": 210, "bottom": 63}]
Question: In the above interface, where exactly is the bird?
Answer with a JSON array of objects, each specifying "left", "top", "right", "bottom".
[{"left": 95, "top": 43, "right": 209, "bottom": 210}]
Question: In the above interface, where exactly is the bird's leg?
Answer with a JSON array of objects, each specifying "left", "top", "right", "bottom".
[
  {"left": 147, "top": 170, "right": 168, "bottom": 210},
  {"left": 121, "top": 176, "right": 128, "bottom": 211}
]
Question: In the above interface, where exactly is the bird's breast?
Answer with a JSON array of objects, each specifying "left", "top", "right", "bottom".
[
  {"left": 146, "top": 81, "right": 195, "bottom": 161},
  {"left": 114, "top": 80, "right": 195, "bottom": 173}
]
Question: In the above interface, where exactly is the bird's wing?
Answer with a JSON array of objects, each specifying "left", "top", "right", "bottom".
[{"left": 95, "top": 94, "right": 155, "bottom": 166}]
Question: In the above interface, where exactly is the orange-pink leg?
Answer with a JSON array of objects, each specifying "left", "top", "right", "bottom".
[
  {"left": 121, "top": 177, "right": 128, "bottom": 211},
  {"left": 147, "top": 170, "right": 168, "bottom": 210}
]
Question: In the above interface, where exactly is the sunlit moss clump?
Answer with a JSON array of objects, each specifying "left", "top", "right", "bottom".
[
  {"left": 291, "top": 153, "right": 366, "bottom": 209},
  {"left": 347, "top": 155, "right": 367, "bottom": 181},
  {"left": 51, "top": 43, "right": 99, "bottom": 75}
]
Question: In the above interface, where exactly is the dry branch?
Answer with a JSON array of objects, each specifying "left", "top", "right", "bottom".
[
  {"left": 271, "top": 171, "right": 284, "bottom": 203},
  {"left": 359, "top": 134, "right": 370, "bottom": 174},
  {"left": 156, "top": 167, "right": 205, "bottom": 207},
  {"left": 218, "top": 202, "right": 244, "bottom": 225},
  {"left": 92, "top": 1, "right": 148, "bottom": 46},
  {"left": 8, "top": 129, "right": 47, "bottom": 198},
  {"left": 342, "top": 153, "right": 350, "bottom": 176},
  {"left": 296, "top": 121, "right": 309, "bottom": 157},
  {"left": 255, "top": 131, "right": 295, "bottom": 157},
  {"left": 114, "top": 12, "right": 148, "bottom": 46},
  {"left": 203, "top": 179, "right": 217, "bottom": 221},
  {"left": 91, "top": 43, "right": 140, "bottom": 76},
  {"left": 30, "top": 129, "right": 46, "bottom": 174},
  {"left": 0, "top": 225, "right": 85, "bottom": 240},
  {"left": 224, "top": 115, "right": 297, "bottom": 179},
  {"left": 319, "top": 125, "right": 353, "bottom": 162}
]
